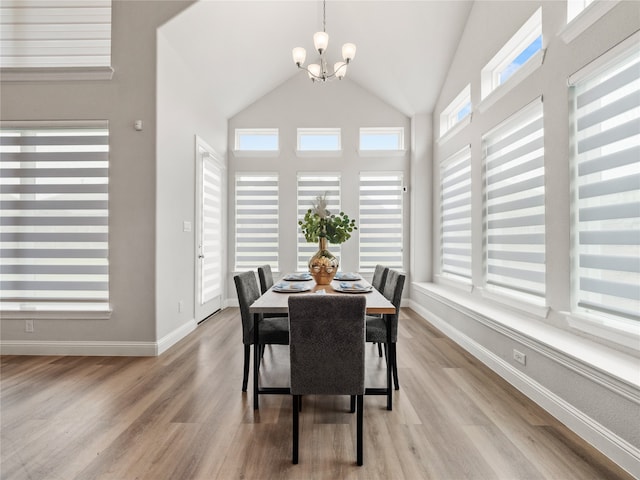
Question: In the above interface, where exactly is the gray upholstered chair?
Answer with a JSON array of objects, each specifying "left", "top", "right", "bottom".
[
  {"left": 366, "top": 268, "right": 405, "bottom": 410},
  {"left": 257, "top": 264, "right": 275, "bottom": 294},
  {"left": 288, "top": 295, "right": 366, "bottom": 466},
  {"left": 369, "top": 265, "right": 389, "bottom": 357},
  {"left": 234, "top": 271, "right": 289, "bottom": 392}
]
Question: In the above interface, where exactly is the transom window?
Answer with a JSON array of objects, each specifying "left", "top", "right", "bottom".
[
  {"left": 440, "top": 85, "right": 472, "bottom": 138},
  {"left": 234, "top": 129, "right": 279, "bottom": 151},
  {"left": 0, "top": 121, "right": 110, "bottom": 313},
  {"left": 481, "top": 8, "right": 542, "bottom": 100},
  {"left": 297, "top": 128, "right": 341, "bottom": 152},
  {"left": 359, "top": 128, "right": 404, "bottom": 151}
]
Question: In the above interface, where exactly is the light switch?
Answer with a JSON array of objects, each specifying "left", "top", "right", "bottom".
[{"left": 183, "top": 221, "right": 192, "bottom": 232}]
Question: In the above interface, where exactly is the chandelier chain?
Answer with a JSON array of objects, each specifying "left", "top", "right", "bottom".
[{"left": 323, "top": 0, "right": 326, "bottom": 33}]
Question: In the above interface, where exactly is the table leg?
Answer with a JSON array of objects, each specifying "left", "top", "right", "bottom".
[{"left": 253, "top": 312, "right": 259, "bottom": 409}]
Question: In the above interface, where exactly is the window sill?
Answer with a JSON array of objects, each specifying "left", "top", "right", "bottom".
[
  {"left": 1, "top": 306, "right": 112, "bottom": 320},
  {"left": 412, "top": 281, "right": 640, "bottom": 389},
  {"left": 296, "top": 150, "right": 342, "bottom": 158},
  {"left": 1, "top": 66, "right": 114, "bottom": 82},
  {"left": 561, "top": 1, "right": 620, "bottom": 44},
  {"left": 232, "top": 149, "right": 280, "bottom": 158},
  {"left": 478, "top": 49, "right": 545, "bottom": 114},
  {"left": 434, "top": 273, "right": 473, "bottom": 293},
  {"left": 438, "top": 115, "right": 472, "bottom": 145},
  {"left": 357, "top": 149, "right": 406, "bottom": 158},
  {"left": 564, "top": 311, "right": 640, "bottom": 353},
  {"left": 479, "top": 286, "right": 550, "bottom": 319}
]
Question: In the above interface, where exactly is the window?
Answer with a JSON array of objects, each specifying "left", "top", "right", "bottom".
[
  {"left": 235, "top": 174, "right": 279, "bottom": 271},
  {"left": 570, "top": 42, "right": 640, "bottom": 324},
  {"left": 567, "top": 0, "right": 596, "bottom": 23},
  {"left": 359, "top": 128, "right": 404, "bottom": 151},
  {"left": 234, "top": 129, "right": 279, "bottom": 151},
  {"left": 0, "top": 121, "right": 110, "bottom": 313},
  {"left": 440, "top": 85, "right": 472, "bottom": 138},
  {"left": 562, "top": 0, "right": 620, "bottom": 44},
  {"left": 441, "top": 146, "right": 472, "bottom": 282},
  {"left": 359, "top": 173, "right": 403, "bottom": 272},
  {"left": 297, "top": 174, "right": 341, "bottom": 270},
  {"left": 0, "top": 0, "right": 113, "bottom": 80},
  {"left": 482, "top": 98, "right": 546, "bottom": 302},
  {"left": 481, "top": 8, "right": 542, "bottom": 100},
  {"left": 297, "top": 128, "right": 341, "bottom": 152}
]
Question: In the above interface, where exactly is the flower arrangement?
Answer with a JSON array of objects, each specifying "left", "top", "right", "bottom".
[{"left": 298, "top": 193, "right": 357, "bottom": 245}]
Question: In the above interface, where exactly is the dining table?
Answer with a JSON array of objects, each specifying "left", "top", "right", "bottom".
[{"left": 249, "top": 274, "right": 396, "bottom": 409}]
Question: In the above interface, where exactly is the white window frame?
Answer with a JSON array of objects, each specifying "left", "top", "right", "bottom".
[
  {"left": 0, "top": 0, "right": 114, "bottom": 81},
  {"left": 562, "top": 1, "right": 620, "bottom": 44},
  {"left": 233, "top": 128, "right": 279, "bottom": 157},
  {"left": 296, "top": 128, "right": 342, "bottom": 157},
  {"left": 0, "top": 120, "right": 111, "bottom": 318},
  {"left": 439, "top": 85, "right": 472, "bottom": 142},
  {"left": 479, "top": 8, "right": 544, "bottom": 111},
  {"left": 234, "top": 173, "right": 279, "bottom": 272},
  {"left": 481, "top": 97, "right": 548, "bottom": 314},
  {"left": 358, "top": 127, "right": 405, "bottom": 156},
  {"left": 566, "top": 32, "right": 640, "bottom": 349},
  {"left": 440, "top": 146, "right": 473, "bottom": 284},
  {"left": 358, "top": 172, "right": 404, "bottom": 272}
]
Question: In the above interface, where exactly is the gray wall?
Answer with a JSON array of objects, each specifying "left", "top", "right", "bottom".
[
  {"left": 410, "top": 0, "right": 640, "bottom": 475},
  {"left": 0, "top": 1, "right": 194, "bottom": 353}
]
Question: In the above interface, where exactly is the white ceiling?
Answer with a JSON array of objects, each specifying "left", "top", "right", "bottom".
[{"left": 160, "top": 0, "right": 473, "bottom": 118}]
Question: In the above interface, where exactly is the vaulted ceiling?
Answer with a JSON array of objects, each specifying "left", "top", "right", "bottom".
[{"left": 160, "top": 0, "right": 473, "bottom": 118}]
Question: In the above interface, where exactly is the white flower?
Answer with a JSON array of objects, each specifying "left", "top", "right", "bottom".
[{"left": 311, "top": 193, "right": 330, "bottom": 219}]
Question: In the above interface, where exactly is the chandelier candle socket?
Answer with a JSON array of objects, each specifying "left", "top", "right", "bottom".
[{"left": 292, "top": 0, "right": 356, "bottom": 82}]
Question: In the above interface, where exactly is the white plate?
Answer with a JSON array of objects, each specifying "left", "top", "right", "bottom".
[
  {"left": 334, "top": 282, "right": 373, "bottom": 293},
  {"left": 282, "top": 273, "right": 313, "bottom": 281},
  {"left": 272, "top": 282, "right": 312, "bottom": 293},
  {"left": 334, "top": 272, "right": 361, "bottom": 281}
]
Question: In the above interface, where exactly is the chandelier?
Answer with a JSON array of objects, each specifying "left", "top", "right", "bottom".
[{"left": 292, "top": 0, "right": 356, "bottom": 82}]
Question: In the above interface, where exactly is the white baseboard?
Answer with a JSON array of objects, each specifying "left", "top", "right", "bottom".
[
  {"left": 0, "top": 318, "right": 198, "bottom": 357},
  {"left": 407, "top": 299, "right": 640, "bottom": 478}
]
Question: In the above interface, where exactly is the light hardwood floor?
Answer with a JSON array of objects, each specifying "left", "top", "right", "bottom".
[{"left": 1, "top": 307, "right": 633, "bottom": 480}]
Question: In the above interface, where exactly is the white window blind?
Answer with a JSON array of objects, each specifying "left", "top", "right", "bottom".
[
  {"left": 235, "top": 174, "right": 279, "bottom": 271},
  {"left": 359, "top": 173, "right": 403, "bottom": 272},
  {"left": 441, "top": 146, "right": 472, "bottom": 282},
  {"left": 0, "top": 121, "right": 109, "bottom": 311},
  {"left": 571, "top": 45, "right": 640, "bottom": 322},
  {"left": 0, "top": 0, "right": 112, "bottom": 68},
  {"left": 483, "top": 98, "right": 546, "bottom": 300},
  {"left": 200, "top": 153, "right": 222, "bottom": 304},
  {"left": 297, "top": 173, "right": 341, "bottom": 270}
]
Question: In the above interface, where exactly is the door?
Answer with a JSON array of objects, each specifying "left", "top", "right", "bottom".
[{"left": 195, "top": 137, "right": 224, "bottom": 322}]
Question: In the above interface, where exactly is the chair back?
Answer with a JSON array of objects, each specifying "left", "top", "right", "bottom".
[
  {"left": 382, "top": 269, "right": 406, "bottom": 342},
  {"left": 371, "top": 265, "right": 389, "bottom": 292},
  {"left": 288, "top": 295, "right": 366, "bottom": 396},
  {"left": 233, "top": 271, "right": 261, "bottom": 345},
  {"left": 257, "top": 264, "right": 274, "bottom": 294}
]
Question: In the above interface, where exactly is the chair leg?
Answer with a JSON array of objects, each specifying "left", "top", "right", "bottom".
[
  {"left": 386, "top": 343, "right": 392, "bottom": 411},
  {"left": 293, "top": 395, "right": 300, "bottom": 464},
  {"left": 356, "top": 395, "right": 363, "bottom": 466},
  {"left": 377, "top": 342, "right": 383, "bottom": 357},
  {"left": 242, "top": 345, "right": 250, "bottom": 392},
  {"left": 391, "top": 343, "right": 400, "bottom": 390},
  {"left": 350, "top": 395, "right": 356, "bottom": 413}
]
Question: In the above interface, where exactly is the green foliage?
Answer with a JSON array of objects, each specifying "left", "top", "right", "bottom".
[{"left": 298, "top": 209, "right": 357, "bottom": 244}]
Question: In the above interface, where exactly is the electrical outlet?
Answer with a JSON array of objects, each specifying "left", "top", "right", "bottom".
[
  {"left": 25, "top": 319, "right": 34, "bottom": 333},
  {"left": 178, "top": 301, "right": 184, "bottom": 313},
  {"left": 513, "top": 349, "right": 526, "bottom": 365}
]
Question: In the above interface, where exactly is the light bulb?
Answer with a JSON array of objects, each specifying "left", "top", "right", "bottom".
[
  {"left": 313, "top": 31, "right": 329, "bottom": 54},
  {"left": 334, "top": 62, "right": 347, "bottom": 79},
  {"left": 342, "top": 43, "right": 356, "bottom": 62},
  {"left": 308, "top": 63, "right": 322, "bottom": 80},
  {"left": 292, "top": 47, "right": 306, "bottom": 66}
]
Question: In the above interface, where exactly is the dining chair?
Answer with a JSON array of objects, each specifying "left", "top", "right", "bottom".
[
  {"left": 288, "top": 295, "right": 366, "bottom": 466},
  {"left": 234, "top": 271, "right": 289, "bottom": 392},
  {"left": 370, "top": 265, "right": 389, "bottom": 357},
  {"left": 257, "top": 264, "right": 275, "bottom": 294},
  {"left": 365, "top": 268, "right": 405, "bottom": 410}
]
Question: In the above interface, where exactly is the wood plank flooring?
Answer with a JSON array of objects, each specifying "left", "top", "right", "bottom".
[{"left": 1, "top": 307, "right": 633, "bottom": 480}]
